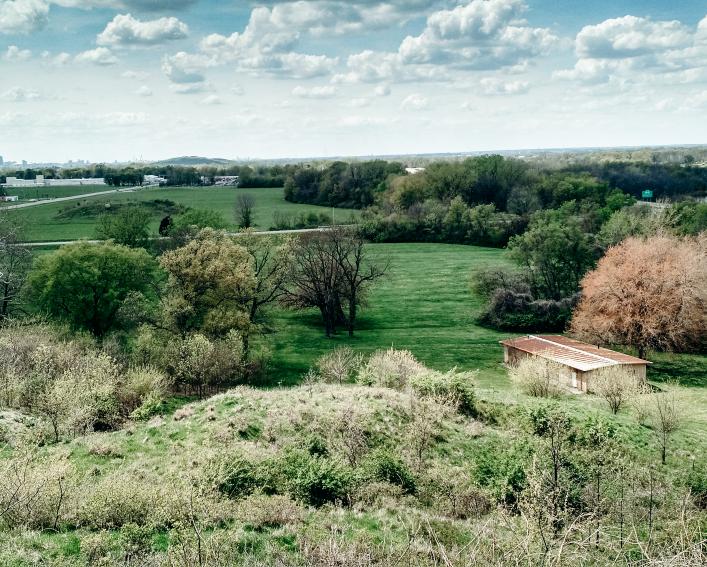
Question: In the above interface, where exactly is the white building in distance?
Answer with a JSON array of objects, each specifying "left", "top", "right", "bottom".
[{"left": 1, "top": 176, "right": 106, "bottom": 188}]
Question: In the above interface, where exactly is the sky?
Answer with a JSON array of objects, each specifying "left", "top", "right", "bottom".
[{"left": 1, "top": 0, "right": 706, "bottom": 163}]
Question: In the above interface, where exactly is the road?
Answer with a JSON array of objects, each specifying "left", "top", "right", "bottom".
[
  {"left": 21, "top": 226, "right": 345, "bottom": 247},
  {"left": 1, "top": 186, "right": 152, "bottom": 211}
]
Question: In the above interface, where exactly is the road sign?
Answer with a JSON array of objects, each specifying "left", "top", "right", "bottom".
[{"left": 642, "top": 190, "right": 654, "bottom": 200}]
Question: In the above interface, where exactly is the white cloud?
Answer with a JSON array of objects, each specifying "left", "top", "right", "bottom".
[
  {"left": 41, "top": 50, "right": 70, "bottom": 66},
  {"left": 75, "top": 47, "right": 118, "bottom": 66},
  {"left": 134, "top": 85, "right": 152, "bottom": 96},
  {"left": 348, "top": 97, "right": 371, "bottom": 108},
  {"left": 374, "top": 85, "right": 391, "bottom": 97},
  {"left": 97, "top": 13, "right": 188, "bottom": 47},
  {"left": 201, "top": 94, "right": 221, "bottom": 105},
  {"left": 170, "top": 82, "right": 212, "bottom": 94},
  {"left": 0, "top": 0, "right": 49, "bottom": 34},
  {"left": 52, "top": 1, "right": 196, "bottom": 9},
  {"left": 558, "top": 14, "right": 707, "bottom": 84},
  {"left": 122, "top": 69, "right": 149, "bottom": 79},
  {"left": 1, "top": 86, "right": 41, "bottom": 101},
  {"left": 292, "top": 85, "right": 337, "bottom": 99},
  {"left": 480, "top": 77, "right": 529, "bottom": 95},
  {"left": 4, "top": 45, "right": 31, "bottom": 60},
  {"left": 401, "top": 93, "right": 429, "bottom": 110},
  {"left": 575, "top": 16, "right": 692, "bottom": 59},
  {"left": 162, "top": 51, "right": 208, "bottom": 83},
  {"left": 335, "top": 0, "right": 557, "bottom": 85}
]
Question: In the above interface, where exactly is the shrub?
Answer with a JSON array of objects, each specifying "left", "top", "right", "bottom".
[
  {"left": 357, "top": 348, "right": 425, "bottom": 390},
  {"left": 478, "top": 289, "right": 578, "bottom": 332},
  {"left": 359, "top": 449, "right": 416, "bottom": 495},
  {"left": 236, "top": 494, "right": 303, "bottom": 530},
  {"left": 508, "top": 357, "right": 564, "bottom": 398},
  {"left": 117, "top": 366, "right": 170, "bottom": 415},
  {"left": 315, "top": 347, "right": 363, "bottom": 385},
  {"left": 279, "top": 450, "right": 354, "bottom": 507},
  {"left": 207, "top": 453, "right": 260, "bottom": 500},
  {"left": 409, "top": 369, "right": 478, "bottom": 416},
  {"left": 590, "top": 365, "right": 643, "bottom": 414}
]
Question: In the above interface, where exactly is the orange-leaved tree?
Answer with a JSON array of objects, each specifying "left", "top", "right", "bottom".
[{"left": 571, "top": 233, "right": 706, "bottom": 358}]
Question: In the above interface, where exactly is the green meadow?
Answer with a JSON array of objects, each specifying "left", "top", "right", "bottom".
[{"left": 7, "top": 186, "right": 360, "bottom": 242}]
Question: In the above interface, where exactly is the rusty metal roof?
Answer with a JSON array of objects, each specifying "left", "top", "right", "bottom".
[{"left": 499, "top": 335, "right": 651, "bottom": 372}]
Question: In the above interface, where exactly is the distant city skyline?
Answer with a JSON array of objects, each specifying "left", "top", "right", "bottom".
[{"left": 1, "top": 0, "right": 706, "bottom": 162}]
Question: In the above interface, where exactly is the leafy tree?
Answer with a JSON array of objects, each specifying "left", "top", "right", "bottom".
[
  {"left": 571, "top": 234, "right": 706, "bottom": 358},
  {"left": 172, "top": 208, "right": 227, "bottom": 232},
  {"left": 26, "top": 242, "right": 158, "bottom": 336},
  {"left": 0, "top": 214, "right": 31, "bottom": 321},
  {"left": 508, "top": 219, "right": 597, "bottom": 300},
  {"left": 96, "top": 206, "right": 151, "bottom": 248},
  {"left": 159, "top": 229, "right": 255, "bottom": 337}
]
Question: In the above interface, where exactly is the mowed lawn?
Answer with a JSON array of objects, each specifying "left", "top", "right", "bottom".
[
  {"left": 264, "top": 243, "right": 514, "bottom": 387},
  {"left": 8, "top": 186, "right": 360, "bottom": 242},
  {"left": 1, "top": 185, "right": 111, "bottom": 201}
]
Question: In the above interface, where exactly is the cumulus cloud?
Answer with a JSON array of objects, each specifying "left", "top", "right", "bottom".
[
  {"left": 52, "top": 1, "right": 196, "bottom": 10},
  {"left": 1, "top": 86, "right": 41, "bottom": 101},
  {"left": 97, "top": 13, "right": 188, "bottom": 46},
  {"left": 75, "top": 47, "right": 118, "bottom": 66},
  {"left": 162, "top": 51, "right": 208, "bottom": 83},
  {"left": 134, "top": 85, "right": 153, "bottom": 96},
  {"left": 335, "top": 0, "right": 557, "bottom": 84},
  {"left": 41, "top": 50, "right": 70, "bottom": 66},
  {"left": 4, "top": 44, "right": 32, "bottom": 60},
  {"left": 0, "top": 0, "right": 49, "bottom": 34},
  {"left": 480, "top": 77, "right": 529, "bottom": 95},
  {"left": 557, "top": 14, "right": 707, "bottom": 83},
  {"left": 374, "top": 85, "right": 391, "bottom": 97},
  {"left": 401, "top": 93, "right": 429, "bottom": 110},
  {"left": 292, "top": 85, "right": 337, "bottom": 98}
]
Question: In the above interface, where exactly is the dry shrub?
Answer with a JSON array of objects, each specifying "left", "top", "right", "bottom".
[
  {"left": 420, "top": 467, "right": 492, "bottom": 520},
  {"left": 352, "top": 481, "right": 405, "bottom": 509},
  {"left": 409, "top": 369, "right": 478, "bottom": 416},
  {"left": 117, "top": 366, "right": 170, "bottom": 414},
  {"left": 236, "top": 493, "right": 303, "bottom": 530},
  {"left": 405, "top": 393, "right": 456, "bottom": 473},
  {"left": 316, "top": 346, "right": 364, "bottom": 385},
  {"left": 590, "top": 365, "right": 643, "bottom": 414},
  {"left": 508, "top": 356, "right": 564, "bottom": 398},
  {"left": 357, "top": 348, "right": 425, "bottom": 390}
]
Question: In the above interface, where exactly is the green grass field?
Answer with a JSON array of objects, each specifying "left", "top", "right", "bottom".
[
  {"left": 261, "top": 242, "right": 707, "bottom": 459},
  {"left": 2, "top": 185, "right": 111, "bottom": 201},
  {"left": 7, "top": 186, "right": 360, "bottom": 242}
]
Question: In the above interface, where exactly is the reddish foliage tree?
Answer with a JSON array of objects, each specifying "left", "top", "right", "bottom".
[{"left": 571, "top": 233, "right": 706, "bottom": 358}]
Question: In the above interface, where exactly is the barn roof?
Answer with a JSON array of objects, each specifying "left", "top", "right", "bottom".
[{"left": 499, "top": 335, "right": 651, "bottom": 372}]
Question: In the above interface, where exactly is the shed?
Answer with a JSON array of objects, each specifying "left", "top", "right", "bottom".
[{"left": 500, "top": 335, "right": 650, "bottom": 393}]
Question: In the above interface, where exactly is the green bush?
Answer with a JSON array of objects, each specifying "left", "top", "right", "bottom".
[
  {"left": 409, "top": 370, "right": 478, "bottom": 417},
  {"left": 360, "top": 449, "right": 416, "bottom": 495},
  {"left": 279, "top": 450, "right": 354, "bottom": 507},
  {"left": 208, "top": 453, "right": 260, "bottom": 500}
]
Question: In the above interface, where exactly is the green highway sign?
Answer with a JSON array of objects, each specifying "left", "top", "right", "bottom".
[{"left": 642, "top": 190, "right": 654, "bottom": 200}]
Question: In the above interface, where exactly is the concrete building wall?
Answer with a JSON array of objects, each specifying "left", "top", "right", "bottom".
[{"left": 503, "top": 345, "right": 647, "bottom": 394}]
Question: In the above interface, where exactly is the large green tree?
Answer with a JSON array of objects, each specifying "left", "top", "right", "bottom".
[
  {"left": 26, "top": 242, "right": 159, "bottom": 336},
  {"left": 508, "top": 219, "right": 597, "bottom": 300},
  {"left": 95, "top": 206, "right": 151, "bottom": 248}
]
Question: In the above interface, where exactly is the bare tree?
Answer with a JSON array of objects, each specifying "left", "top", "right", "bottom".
[
  {"left": 282, "top": 228, "right": 387, "bottom": 337},
  {"left": 651, "top": 387, "right": 682, "bottom": 465},
  {"left": 235, "top": 193, "right": 256, "bottom": 229},
  {"left": 591, "top": 366, "right": 643, "bottom": 414},
  {"left": 0, "top": 214, "right": 31, "bottom": 321}
]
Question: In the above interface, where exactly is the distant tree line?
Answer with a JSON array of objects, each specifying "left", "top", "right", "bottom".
[{"left": 284, "top": 160, "right": 405, "bottom": 208}]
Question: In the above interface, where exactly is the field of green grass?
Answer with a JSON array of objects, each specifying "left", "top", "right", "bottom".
[
  {"left": 261, "top": 242, "right": 707, "bottom": 458},
  {"left": 2, "top": 185, "right": 112, "bottom": 201},
  {"left": 7, "top": 186, "right": 360, "bottom": 242}
]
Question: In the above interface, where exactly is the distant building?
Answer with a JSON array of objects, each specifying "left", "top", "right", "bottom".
[
  {"left": 405, "top": 167, "right": 426, "bottom": 175},
  {"left": 213, "top": 176, "right": 240, "bottom": 186},
  {"left": 0, "top": 156, "right": 4, "bottom": 166},
  {"left": 143, "top": 175, "right": 167, "bottom": 185},
  {"left": 1, "top": 177, "right": 106, "bottom": 188},
  {"left": 0, "top": 195, "right": 19, "bottom": 202},
  {"left": 500, "top": 335, "right": 650, "bottom": 393}
]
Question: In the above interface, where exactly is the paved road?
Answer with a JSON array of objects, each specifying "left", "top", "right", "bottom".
[
  {"left": 1, "top": 186, "right": 152, "bottom": 211},
  {"left": 21, "top": 226, "right": 345, "bottom": 247}
]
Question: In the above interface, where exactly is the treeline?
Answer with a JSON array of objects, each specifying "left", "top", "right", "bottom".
[{"left": 284, "top": 160, "right": 405, "bottom": 208}]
